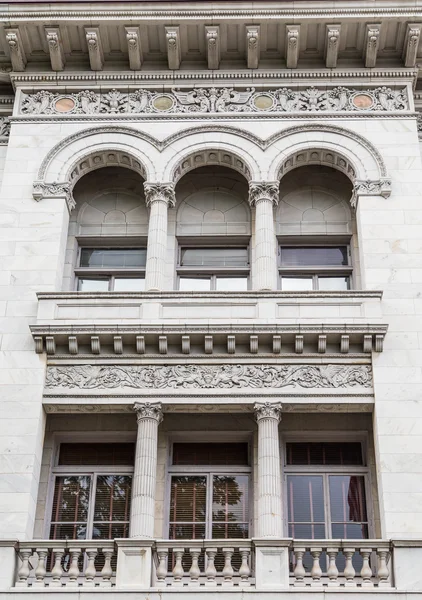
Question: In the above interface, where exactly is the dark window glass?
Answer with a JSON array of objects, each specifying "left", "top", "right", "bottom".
[
  {"left": 59, "top": 443, "right": 135, "bottom": 466},
  {"left": 169, "top": 476, "right": 207, "bottom": 540},
  {"left": 92, "top": 475, "right": 132, "bottom": 539},
  {"left": 286, "top": 442, "right": 363, "bottom": 466},
  {"left": 80, "top": 248, "right": 147, "bottom": 268},
  {"left": 49, "top": 476, "right": 91, "bottom": 540},
  {"left": 279, "top": 247, "right": 348, "bottom": 267},
  {"left": 212, "top": 475, "right": 249, "bottom": 539},
  {"left": 180, "top": 247, "right": 248, "bottom": 267},
  {"left": 172, "top": 443, "right": 249, "bottom": 466}
]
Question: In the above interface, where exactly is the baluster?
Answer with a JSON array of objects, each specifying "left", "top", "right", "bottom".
[
  {"left": 205, "top": 547, "right": 217, "bottom": 586},
  {"left": 17, "top": 548, "right": 33, "bottom": 587},
  {"left": 172, "top": 547, "right": 185, "bottom": 586},
  {"left": 33, "top": 548, "right": 48, "bottom": 587},
  {"left": 327, "top": 547, "right": 339, "bottom": 586},
  {"left": 222, "top": 547, "right": 234, "bottom": 586},
  {"left": 155, "top": 548, "right": 168, "bottom": 585},
  {"left": 239, "top": 547, "right": 251, "bottom": 586},
  {"left": 343, "top": 547, "right": 356, "bottom": 586},
  {"left": 100, "top": 548, "right": 114, "bottom": 587},
  {"left": 67, "top": 548, "right": 81, "bottom": 587},
  {"left": 377, "top": 548, "right": 390, "bottom": 587},
  {"left": 50, "top": 548, "right": 65, "bottom": 587},
  {"left": 189, "top": 547, "right": 201, "bottom": 584},
  {"left": 84, "top": 548, "right": 97, "bottom": 586},
  {"left": 310, "top": 547, "right": 322, "bottom": 586},
  {"left": 360, "top": 548, "right": 373, "bottom": 587},
  {"left": 293, "top": 547, "right": 306, "bottom": 587}
]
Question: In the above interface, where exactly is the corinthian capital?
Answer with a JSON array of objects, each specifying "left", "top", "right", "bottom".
[
  {"left": 248, "top": 181, "right": 279, "bottom": 207},
  {"left": 143, "top": 182, "right": 176, "bottom": 208},
  {"left": 133, "top": 402, "right": 163, "bottom": 424},
  {"left": 254, "top": 402, "right": 282, "bottom": 423}
]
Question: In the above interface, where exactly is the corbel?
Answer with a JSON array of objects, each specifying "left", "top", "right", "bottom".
[
  {"left": 403, "top": 23, "right": 422, "bottom": 68},
  {"left": 363, "top": 334, "right": 373, "bottom": 353},
  {"left": 285, "top": 25, "right": 300, "bottom": 69},
  {"left": 318, "top": 335, "right": 327, "bottom": 354},
  {"left": 364, "top": 24, "right": 381, "bottom": 68},
  {"left": 136, "top": 335, "right": 145, "bottom": 354},
  {"left": 227, "top": 335, "right": 236, "bottom": 354},
  {"left": 182, "top": 335, "right": 190, "bottom": 354},
  {"left": 340, "top": 335, "right": 350, "bottom": 354},
  {"left": 204, "top": 335, "right": 213, "bottom": 354},
  {"left": 5, "top": 29, "right": 26, "bottom": 72},
  {"left": 246, "top": 25, "right": 260, "bottom": 69},
  {"left": 295, "top": 335, "right": 304, "bottom": 354},
  {"left": 45, "top": 27, "right": 65, "bottom": 71},
  {"left": 159, "top": 335, "right": 168, "bottom": 354},
  {"left": 272, "top": 335, "right": 281, "bottom": 354},
  {"left": 165, "top": 26, "right": 181, "bottom": 70},
  {"left": 114, "top": 336, "right": 123, "bottom": 355},
  {"left": 205, "top": 26, "right": 220, "bottom": 70},
  {"left": 45, "top": 336, "right": 56, "bottom": 356},
  {"left": 68, "top": 336, "right": 78, "bottom": 355},
  {"left": 325, "top": 25, "right": 341, "bottom": 68},
  {"left": 250, "top": 335, "right": 258, "bottom": 354},
  {"left": 125, "top": 26, "right": 143, "bottom": 70},
  {"left": 85, "top": 27, "right": 104, "bottom": 71}
]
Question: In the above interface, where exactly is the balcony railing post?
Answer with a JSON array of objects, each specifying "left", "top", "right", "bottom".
[
  {"left": 326, "top": 547, "right": 339, "bottom": 586},
  {"left": 50, "top": 548, "right": 65, "bottom": 587},
  {"left": 222, "top": 547, "right": 234, "bottom": 586},
  {"left": 67, "top": 547, "right": 81, "bottom": 587},
  {"left": 293, "top": 546, "right": 306, "bottom": 587},
  {"left": 115, "top": 539, "right": 154, "bottom": 588},
  {"left": 100, "top": 547, "right": 114, "bottom": 587},
  {"left": 84, "top": 547, "right": 97, "bottom": 586},
  {"left": 189, "top": 547, "right": 201, "bottom": 584},
  {"left": 310, "top": 547, "right": 322, "bottom": 586},
  {"left": 377, "top": 547, "right": 390, "bottom": 587},
  {"left": 360, "top": 547, "right": 373, "bottom": 587},
  {"left": 33, "top": 548, "right": 48, "bottom": 587},
  {"left": 343, "top": 547, "right": 356, "bottom": 587},
  {"left": 172, "top": 547, "right": 185, "bottom": 586},
  {"left": 254, "top": 539, "right": 290, "bottom": 590},
  {"left": 155, "top": 547, "right": 168, "bottom": 586},
  {"left": 239, "top": 547, "right": 251, "bottom": 586},
  {"left": 204, "top": 547, "right": 217, "bottom": 586}
]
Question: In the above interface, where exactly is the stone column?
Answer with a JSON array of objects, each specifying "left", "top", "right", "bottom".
[
  {"left": 130, "top": 402, "right": 163, "bottom": 538},
  {"left": 249, "top": 182, "right": 279, "bottom": 291},
  {"left": 144, "top": 182, "right": 176, "bottom": 291},
  {"left": 254, "top": 402, "right": 283, "bottom": 538}
]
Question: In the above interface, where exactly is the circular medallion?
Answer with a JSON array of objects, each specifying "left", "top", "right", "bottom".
[
  {"left": 253, "top": 94, "right": 274, "bottom": 111},
  {"left": 54, "top": 97, "right": 76, "bottom": 113},
  {"left": 153, "top": 95, "right": 174, "bottom": 111},
  {"left": 352, "top": 93, "right": 374, "bottom": 110}
]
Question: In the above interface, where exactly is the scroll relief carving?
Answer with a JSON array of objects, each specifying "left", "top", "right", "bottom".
[
  {"left": 20, "top": 86, "right": 408, "bottom": 116},
  {"left": 45, "top": 364, "right": 373, "bottom": 390}
]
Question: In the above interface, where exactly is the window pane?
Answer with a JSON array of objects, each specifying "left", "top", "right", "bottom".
[
  {"left": 287, "top": 475, "right": 325, "bottom": 525},
  {"left": 318, "top": 276, "right": 349, "bottom": 291},
  {"left": 216, "top": 276, "right": 248, "bottom": 291},
  {"left": 49, "top": 476, "right": 91, "bottom": 540},
  {"left": 212, "top": 475, "right": 249, "bottom": 539},
  {"left": 281, "top": 276, "right": 313, "bottom": 291},
  {"left": 288, "top": 523, "right": 326, "bottom": 539},
  {"left": 329, "top": 475, "right": 368, "bottom": 524},
  {"left": 179, "top": 277, "right": 211, "bottom": 291},
  {"left": 280, "top": 247, "right": 348, "bottom": 267},
  {"left": 169, "top": 476, "right": 207, "bottom": 540},
  {"left": 181, "top": 248, "right": 248, "bottom": 267},
  {"left": 92, "top": 475, "right": 132, "bottom": 539},
  {"left": 80, "top": 248, "right": 147, "bottom": 268},
  {"left": 173, "top": 443, "right": 249, "bottom": 466},
  {"left": 77, "top": 277, "right": 109, "bottom": 292},
  {"left": 113, "top": 277, "right": 145, "bottom": 291},
  {"left": 286, "top": 442, "right": 363, "bottom": 466}
]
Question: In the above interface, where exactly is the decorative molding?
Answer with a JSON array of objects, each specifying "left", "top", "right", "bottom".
[
  {"left": 44, "top": 364, "right": 373, "bottom": 391},
  {"left": 5, "top": 29, "right": 26, "bottom": 72},
  {"left": 133, "top": 401, "right": 163, "bottom": 423},
  {"left": 205, "top": 26, "right": 220, "bottom": 70},
  {"left": 351, "top": 178, "right": 392, "bottom": 206},
  {"left": 0, "top": 117, "right": 10, "bottom": 140},
  {"left": 125, "top": 26, "right": 142, "bottom": 71},
  {"left": 286, "top": 25, "right": 300, "bottom": 69},
  {"left": 32, "top": 181, "right": 75, "bottom": 212},
  {"left": 172, "top": 149, "right": 252, "bottom": 182},
  {"left": 364, "top": 24, "right": 381, "bottom": 68},
  {"left": 325, "top": 25, "right": 341, "bottom": 69},
  {"left": 246, "top": 25, "right": 260, "bottom": 69},
  {"left": 278, "top": 148, "right": 356, "bottom": 183},
  {"left": 20, "top": 86, "right": 408, "bottom": 116},
  {"left": 248, "top": 181, "right": 279, "bottom": 207},
  {"left": 403, "top": 24, "right": 422, "bottom": 68},
  {"left": 165, "top": 26, "right": 181, "bottom": 70},
  {"left": 254, "top": 401, "right": 282, "bottom": 422},
  {"left": 45, "top": 27, "right": 65, "bottom": 72},
  {"left": 85, "top": 27, "right": 104, "bottom": 71},
  {"left": 143, "top": 182, "right": 176, "bottom": 208}
]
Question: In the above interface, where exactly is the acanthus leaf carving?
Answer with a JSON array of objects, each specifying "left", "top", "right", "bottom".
[
  {"left": 249, "top": 181, "right": 279, "bottom": 206},
  {"left": 143, "top": 182, "right": 176, "bottom": 208},
  {"left": 133, "top": 401, "right": 163, "bottom": 423},
  {"left": 32, "top": 181, "right": 75, "bottom": 211},
  {"left": 44, "top": 364, "right": 373, "bottom": 391},
  {"left": 254, "top": 401, "right": 283, "bottom": 422}
]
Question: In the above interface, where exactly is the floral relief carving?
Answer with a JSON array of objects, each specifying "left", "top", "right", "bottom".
[
  {"left": 45, "top": 364, "right": 373, "bottom": 390},
  {"left": 133, "top": 401, "right": 163, "bottom": 423},
  {"left": 20, "top": 86, "right": 408, "bottom": 116}
]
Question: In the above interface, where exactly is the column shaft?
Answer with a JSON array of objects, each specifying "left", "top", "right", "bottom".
[
  {"left": 145, "top": 198, "right": 168, "bottom": 291},
  {"left": 254, "top": 197, "right": 277, "bottom": 290}
]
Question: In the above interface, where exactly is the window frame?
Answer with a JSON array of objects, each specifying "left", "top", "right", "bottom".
[
  {"left": 281, "top": 432, "right": 375, "bottom": 540},
  {"left": 176, "top": 240, "right": 251, "bottom": 291},
  {"left": 74, "top": 242, "right": 147, "bottom": 292},
  {"left": 277, "top": 240, "right": 353, "bottom": 291}
]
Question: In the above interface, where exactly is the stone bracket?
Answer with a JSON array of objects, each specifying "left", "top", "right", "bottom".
[
  {"left": 325, "top": 25, "right": 341, "bottom": 68},
  {"left": 246, "top": 25, "right": 260, "bottom": 69},
  {"left": 403, "top": 23, "right": 422, "bottom": 68},
  {"left": 286, "top": 25, "right": 300, "bottom": 69},
  {"left": 165, "top": 26, "right": 181, "bottom": 70},
  {"left": 45, "top": 27, "right": 65, "bottom": 71},
  {"left": 85, "top": 27, "right": 104, "bottom": 71},
  {"left": 364, "top": 24, "right": 381, "bottom": 68},
  {"left": 351, "top": 177, "right": 392, "bottom": 206},
  {"left": 205, "top": 26, "right": 220, "bottom": 70},
  {"left": 5, "top": 28, "right": 27, "bottom": 72},
  {"left": 125, "top": 26, "right": 143, "bottom": 70},
  {"left": 32, "top": 181, "right": 75, "bottom": 212}
]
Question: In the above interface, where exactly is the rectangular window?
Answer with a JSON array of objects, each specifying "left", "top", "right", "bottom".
[
  {"left": 173, "top": 442, "right": 249, "bottom": 466},
  {"left": 279, "top": 245, "right": 352, "bottom": 291},
  {"left": 177, "top": 246, "right": 250, "bottom": 291},
  {"left": 76, "top": 247, "right": 146, "bottom": 292}
]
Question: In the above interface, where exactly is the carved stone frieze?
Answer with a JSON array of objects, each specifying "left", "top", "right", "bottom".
[
  {"left": 20, "top": 86, "right": 409, "bottom": 116},
  {"left": 44, "top": 364, "right": 373, "bottom": 391}
]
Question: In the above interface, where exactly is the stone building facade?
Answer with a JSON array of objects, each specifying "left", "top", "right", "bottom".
[{"left": 0, "top": 0, "right": 422, "bottom": 597}]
